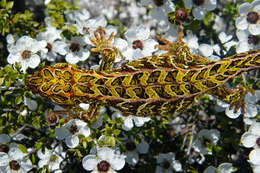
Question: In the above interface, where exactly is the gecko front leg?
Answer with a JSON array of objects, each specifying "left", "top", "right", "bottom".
[{"left": 89, "top": 27, "right": 118, "bottom": 72}]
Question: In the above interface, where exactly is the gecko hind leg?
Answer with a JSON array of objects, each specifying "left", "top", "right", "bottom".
[
  {"left": 211, "top": 85, "right": 254, "bottom": 114},
  {"left": 155, "top": 27, "right": 211, "bottom": 67}
]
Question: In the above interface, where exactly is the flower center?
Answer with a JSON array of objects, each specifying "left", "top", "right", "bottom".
[
  {"left": 97, "top": 160, "right": 110, "bottom": 172},
  {"left": 69, "top": 42, "right": 80, "bottom": 52},
  {"left": 248, "top": 35, "right": 259, "bottom": 45},
  {"left": 132, "top": 40, "right": 144, "bottom": 50},
  {"left": 256, "top": 137, "right": 260, "bottom": 148},
  {"left": 21, "top": 50, "right": 31, "bottom": 59},
  {"left": 247, "top": 11, "right": 259, "bottom": 24},
  {"left": 0, "top": 144, "right": 9, "bottom": 153},
  {"left": 69, "top": 124, "right": 79, "bottom": 134},
  {"left": 163, "top": 160, "right": 170, "bottom": 169},
  {"left": 193, "top": 0, "right": 204, "bottom": 6},
  {"left": 9, "top": 160, "right": 20, "bottom": 170},
  {"left": 175, "top": 8, "right": 188, "bottom": 24},
  {"left": 50, "top": 154, "right": 57, "bottom": 162},
  {"left": 47, "top": 43, "right": 53, "bottom": 52},
  {"left": 83, "top": 27, "right": 90, "bottom": 34},
  {"left": 153, "top": 0, "right": 165, "bottom": 6},
  {"left": 125, "top": 142, "right": 136, "bottom": 151}
]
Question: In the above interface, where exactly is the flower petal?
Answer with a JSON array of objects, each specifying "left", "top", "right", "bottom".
[
  {"left": 248, "top": 24, "right": 260, "bottom": 35},
  {"left": 65, "top": 135, "right": 79, "bottom": 148},
  {"left": 82, "top": 155, "right": 98, "bottom": 171},
  {"left": 235, "top": 17, "right": 248, "bottom": 30},
  {"left": 241, "top": 132, "right": 258, "bottom": 148},
  {"left": 249, "top": 149, "right": 260, "bottom": 165},
  {"left": 192, "top": 7, "right": 206, "bottom": 20}
]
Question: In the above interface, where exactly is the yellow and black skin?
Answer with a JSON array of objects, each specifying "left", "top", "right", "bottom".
[{"left": 27, "top": 27, "right": 260, "bottom": 123}]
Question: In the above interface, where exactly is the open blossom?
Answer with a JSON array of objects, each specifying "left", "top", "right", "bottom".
[
  {"left": 37, "top": 144, "right": 66, "bottom": 173},
  {"left": 235, "top": 0, "right": 260, "bottom": 35},
  {"left": 141, "top": 0, "right": 175, "bottom": 31},
  {"left": 112, "top": 111, "right": 151, "bottom": 131},
  {"left": 122, "top": 25, "right": 158, "bottom": 61},
  {"left": 64, "top": 36, "right": 90, "bottom": 64},
  {"left": 55, "top": 119, "right": 91, "bottom": 148},
  {"left": 7, "top": 35, "right": 47, "bottom": 72},
  {"left": 0, "top": 147, "right": 33, "bottom": 173},
  {"left": 185, "top": 0, "right": 217, "bottom": 20},
  {"left": 82, "top": 147, "right": 126, "bottom": 173},
  {"left": 156, "top": 152, "right": 182, "bottom": 173},
  {"left": 241, "top": 122, "right": 260, "bottom": 149},
  {"left": 192, "top": 129, "right": 220, "bottom": 155},
  {"left": 37, "top": 25, "right": 67, "bottom": 61},
  {"left": 120, "top": 135, "right": 149, "bottom": 166}
]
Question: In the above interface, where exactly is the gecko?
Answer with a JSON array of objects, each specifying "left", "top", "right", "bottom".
[{"left": 26, "top": 27, "right": 260, "bottom": 123}]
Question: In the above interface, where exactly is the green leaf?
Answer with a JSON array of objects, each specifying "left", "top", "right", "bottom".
[
  {"left": 0, "top": 78, "right": 4, "bottom": 85},
  {"left": 105, "top": 136, "right": 116, "bottom": 147},
  {"left": 6, "top": 1, "right": 13, "bottom": 9},
  {"left": 18, "top": 144, "right": 27, "bottom": 153},
  {"left": 113, "top": 129, "right": 121, "bottom": 136},
  {"left": 15, "top": 95, "right": 23, "bottom": 105},
  {"left": 35, "top": 141, "right": 43, "bottom": 150},
  {"left": 1, "top": 0, "right": 6, "bottom": 8}
]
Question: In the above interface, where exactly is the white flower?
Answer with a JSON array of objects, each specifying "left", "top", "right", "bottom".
[
  {"left": 75, "top": 15, "right": 106, "bottom": 36},
  {"left": 0, "top": 147, "right": 33, "bottom": 173},
  {"left": 0, "top": 134, "right": 11, "bottom": 145},
  {"left": 236, "top": 29, "right": 260, "bottom": 53},
  {"left": 37, "top": 144, "right": 66, "bottom": 173},
  {"left": 141, "top": 0, "right": 175, "bottom": 32},
  {"left": 215, "top": 32, "right": 237, "bottom": 55},
  {"left": 241, "top": 122, "right": 260, "bottom": 149},
  {"left": 203, "top": 163, "right": 235, "bottom": 173},
  {"left": 24, "top": 97, "right": 38, "bottom": 111},
  {"left": 155, "top": 152, "right": 182, "bottom": 173},
  {"left": 235, "top": 0, "right": 260, "bottom": 35},
  {"left": 82, "top": 147, "right": 126, "bottom": 172},
  {"left": 66, "top": 9, "right": 90, "bottom": 24},
  {"left": 37, "top": 26, "right": 67, "bottom": 61},
  {"left": 55, "top": 119, "right": 91, "bottom": 148},
  {"left": 192, "top": 129, "right": 220, "bottom": 155},
  {"left": 249, "top": 148, "right": 260, "bottom": 165},
  {"left": 121, "top": 135, "right": 149, "bottom": 166},
  {"left": 252, "top": 164, "right": 260, "bottom": 173},
  {"left": 64, "top": 36, "right": 90, "bottom": 64},
  {"left": 185, "top": 0, "right": 217, "bottom": 20},
  {"left": 7, "top": 36, "right": 47, "bottom": 72},
  {"left": 112, "top": 111, "right": 151, "bottom": 131},
  {"left": 121, "top": 25, "right": 158, "bottom": 61}
]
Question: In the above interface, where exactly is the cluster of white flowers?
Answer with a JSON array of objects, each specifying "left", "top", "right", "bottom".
[
  {"left": 235, "top": 0, "right": 260, "bottom": 53},
  {"left": 241, "top": 122, "right": 260, "bottom": 172}
]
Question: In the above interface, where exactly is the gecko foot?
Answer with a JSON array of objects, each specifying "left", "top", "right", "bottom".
[
  {"left": 228, "top": 86, "right": 254, "bottom": 114},
  {"left": 89, "top": 27, "right": 115, "bottom": 53}
]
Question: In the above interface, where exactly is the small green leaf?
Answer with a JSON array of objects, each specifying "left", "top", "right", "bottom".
[
  {"left": 1, "top": 0, "right": 6, "bottom": 8},
  {"left": 18, "top": 144, "right": 27, "bottom": 153},
  {"left": 15, "top": 95, "right": 23, "bottom": 105},
  {"left": 35, "top": 141, "right": 43, "bottom": 150},
  {"left": 113, "top": 129, "right": 121, "bottom": 136},
  {"left": 105, "top": 136, "right": 116, "bottom": 147},
  {"left": 6, "top": 1, "right": 13, "bottom": 9},
  {"left": 0, "top": 78, "right": 4, "bottom": 85}
]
